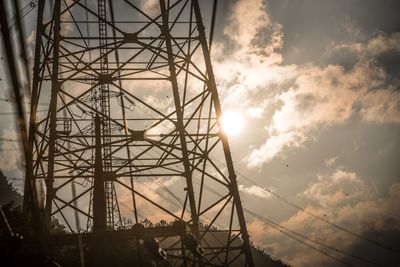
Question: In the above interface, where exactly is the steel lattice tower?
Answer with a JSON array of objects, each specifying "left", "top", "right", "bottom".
[{"left": 24, "top": 0, "right": 254, "bottom": 265}]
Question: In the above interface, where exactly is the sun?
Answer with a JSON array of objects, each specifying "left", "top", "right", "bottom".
[{"left": 220, "top": 111, "right": 244, "bottom": 136}]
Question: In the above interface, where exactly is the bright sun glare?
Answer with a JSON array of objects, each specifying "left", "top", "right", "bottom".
[{"left": 220, "top": 111, "right": 244, "bottom": 136}]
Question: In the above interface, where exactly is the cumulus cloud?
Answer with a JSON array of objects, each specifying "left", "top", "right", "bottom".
[
  {"left": 238, "top": 184, "right": 273, "bottom": 199},
  {"left": 302, "top": 169, "right": 375, "bottom": 208},
  {"left": 251, "top": 169, "right": 400, "bottom": 266},
  {"left": 247, "top": 131, "right": 305, "bottom": 166},
  {"left": 212, "top": 0, "right": 400, "bottom": 168},
  {"left": 138, "top": 0, "right": 159, "bottom": 16},
  {"left": 224, "top": 0, "right": 282, "bottom": 54},
  {"left": 246, "top": 46, "right": 400, "bottom": 166}
]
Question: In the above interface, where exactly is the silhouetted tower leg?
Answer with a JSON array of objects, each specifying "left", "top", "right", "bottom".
[
  {"left": 44, "top": 0, "right": 62, "bottom": 229},
  {"left": 192, "top": 0, "right": 254, "bottom": 265},
  {"left": 97, "top": 0, "right": 122, "bottom": 229},
  {"left": 93, "top": 115, "right": 107, "bottom": 232},
  {"left": 23, "top": 0, "right": 45, "bottom": 217}
]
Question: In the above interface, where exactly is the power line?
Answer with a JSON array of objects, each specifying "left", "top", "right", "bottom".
[
  {"left": 244, "top": 209, "right": 357, "bottom": 267},
  {"left": 236, "top": 171, "right": 400, "bottom": 255},
  {"left": 0, "top": 98, "right": 49, "bottom": 106},
  {"left": 200, "top": 181, "right": 358, "bottom": 266},
  {"left": 244, "top": 209, "right": 385, "bottom": 267},
  {"left": 0, "top": 110, "right": 47, "bottom": 115},
  {"left": 208, "top": 0, "right": 218, "bottom": 51},
  {"left": 200, "top": 180, "right": 384, "bottom": 267},
  {"left": 7, "top": 0, "right": 38, "bottom": 29},
  {"left": 0, "top": 138, "right": 21, "bottom": 142}
]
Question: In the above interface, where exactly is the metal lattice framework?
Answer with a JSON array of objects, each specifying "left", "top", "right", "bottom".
[{"left": 25, "top": 0, "right": 254, "bottom": 265}]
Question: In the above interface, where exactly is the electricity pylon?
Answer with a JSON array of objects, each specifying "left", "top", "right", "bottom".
[{"left": 24, "top": 0, "right": 254, "bottom": 265}]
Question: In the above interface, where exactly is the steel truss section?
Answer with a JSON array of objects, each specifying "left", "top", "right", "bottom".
[{"left": 25, "top": 0, "right": 254, "bottom": 266}]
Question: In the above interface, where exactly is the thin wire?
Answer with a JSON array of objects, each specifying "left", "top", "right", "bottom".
[
  {"left": 0, "top": 138, "right": 21, "bottom": 142},
  {"left": 7, "top": 0, "right": 38, "bottom": 29},
  {"left": 244, "top": 209, "right": 385, "bottom": 267},
  {"left": 208, "top": 0, "right": 217, "bottom": 51},
  {"left": 205, "top": 4, "right": 393, "bottom": 261},
  {"left": 0, "top": 110, "right": 46, "bottom": 115},
  {"left": 12, "top": 0, "right": 32, "bottom": 97},
  {"left": 201, "top": 179, "right": 379, "bottom": 267},
  {"left": 0, "top": 98, "right": 49, "bottom": 106},
  {"left": 237, "top": 171, "right": 400, "bottom": 255},
  {"left": 211, "top": 156, "right": 400, "bottom": 255},
  {"left": 244, "top": 209, "right": 357, "bottom": 267}
]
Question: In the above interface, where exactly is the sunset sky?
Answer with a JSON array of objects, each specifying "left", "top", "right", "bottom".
[{"left": 1, "top": 0, "right": 400, "bottom": 266}]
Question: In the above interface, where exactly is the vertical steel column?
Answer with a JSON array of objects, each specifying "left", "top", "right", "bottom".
[
  {"left": 44, "top": 0, "right": 62, "bottom": 228},
  {"left": 192, "top": 0, "right": 255, "bottom": 265},
  {"left": 97, "top": 0, "right": 122, "bottom": 228},
  {"left": 23, "top": 0, "right": 45, "bottom": 217},
  {"left": 93, "top": 115, "right": 107, "bottom": 232},
  {"left": 159, "top": 0, "right": 200, "bottom": 243}
]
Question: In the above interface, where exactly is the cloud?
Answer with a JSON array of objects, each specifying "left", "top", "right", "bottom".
[
  {"left": 238, "top": 184, "right": 273, "bottom": 199},
  {"left": 358, "top": 89, "right": 400, "bottom": 124},
  {"left": 0, "top": 128, "right": 23, "bottom": 172},
  {"left": 340, "top": 15, "right": 365, "bottom": 41},
  {"left": 333, "top": 32, "right": 400, "bottom": 58},
  {"left": 224, "top": 0, "right": 282, "bottom": 53},
  {"left": 247, "top": 131, "right": 305, "bottom": 167},
  {"left": 324, "top": 156, "right": 338, "bottom": 167},
  {"left": 302, "top": 169, "right": 375, "bottom": 208},
  {"left": 252, "top": 169, "right": 400, "bottom": 266},
  {"left": 245, "top": 52, "right": 400, "bottom": 166},
  {"left": 138, "top": 0, "right": 159, "bottom": 16},
  {"left": 213, "top": 0, "right": 400, "bottom": 167},
  {"left": 60, "top": 0, "right": 75, "bottom": 36},
  {"left": 117, "top": 176, "right": 182, "bottom": 222}
]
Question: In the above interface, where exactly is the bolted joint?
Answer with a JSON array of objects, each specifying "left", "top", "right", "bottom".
[
  {"left": 54, "top": 25, "right": 61, "bottom": 33},
  {"left": 197, "top": 23, "right": 205, "bottom": 32},
  {"left": 229, "top": 174, "right": 238, "bottom": 181},
  {"left": 159, "top": 25, "right": 170, "bottom": 37},
  {"left": 227, "top": 179, "right": 238, "bottom": 194},
  {"left": 242, "top": 232, "right": 250, "bottom": 240},
  {"left": 98, "top": 74, "right": 113, "bottom": 85},
  {"left": 129, "top": 129, "right": 146, "bottom": 141},
  {"left": 123, "top": 32, "right": 138, "bottom": 43},
  {"left": 53, "top": 81, "right": 62, "bottom": 92},
  {"left": 103, "top": 171, "right": 116, "bottom": 181},
  {"left": 169, "top": 65, "right": 176, "bottom": 72},
  {"left": 33, "top": 122, "right": 40, "bottom": 130},
  {"left": 227, "top": 182, "right": 235, "bottom": 194},
  {"left": 45, "top": 186, "right": 57, "bottom": 200}
]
